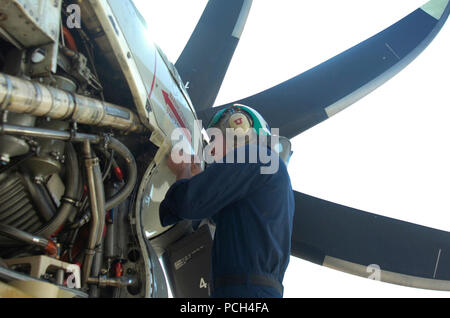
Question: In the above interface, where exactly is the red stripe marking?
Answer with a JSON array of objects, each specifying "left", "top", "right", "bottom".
[
  {"left": 148, "top": 52, "right": 158, "bottom": 100},
  {"left": 162, "top": 90, "right": 192, "bottom": 144}
]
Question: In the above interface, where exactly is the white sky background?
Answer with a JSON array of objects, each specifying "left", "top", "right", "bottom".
[{"left": 134, "top": 0, "right": 450, "bottom": 297}]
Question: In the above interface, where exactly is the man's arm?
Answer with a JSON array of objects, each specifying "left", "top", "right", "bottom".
[{"left": 159, "top": 157, "right": 269, "bottom": 226}]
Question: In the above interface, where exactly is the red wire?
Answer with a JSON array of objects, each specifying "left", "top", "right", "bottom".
[{"left": 63, "top": 26, "right": 78, "bottom": 52}]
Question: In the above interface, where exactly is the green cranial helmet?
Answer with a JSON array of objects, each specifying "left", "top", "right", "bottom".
[
  {"left": 207, "top": 104, "right": 293, "bottom": 165},
  {"left": 207, "top": 104, "right": 271, "bottom": 136}
]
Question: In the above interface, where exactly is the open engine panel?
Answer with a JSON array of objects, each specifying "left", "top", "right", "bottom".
[{"left": 0, "top": 0, "right": 161, "bottom": 298}]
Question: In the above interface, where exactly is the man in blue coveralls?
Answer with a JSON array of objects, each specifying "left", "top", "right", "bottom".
[{"left": 159, "top": 104, "right": 295, "bottom": 298}]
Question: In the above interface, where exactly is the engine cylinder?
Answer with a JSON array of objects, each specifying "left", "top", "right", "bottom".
[
  {"left": 0, "top": 171, "right": 43, "bottom": 237},
  {"left": 0, "top": 112, "right": 35, "bottom": 165}
]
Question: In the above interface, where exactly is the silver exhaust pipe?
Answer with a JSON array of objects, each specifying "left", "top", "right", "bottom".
[{"left": 0, "top": 72, "right": 146, "bottom": 133}]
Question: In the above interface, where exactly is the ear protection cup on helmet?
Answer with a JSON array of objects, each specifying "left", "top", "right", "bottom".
[{"left": 228, "top": 113, "right": 251, "bottom": 133}]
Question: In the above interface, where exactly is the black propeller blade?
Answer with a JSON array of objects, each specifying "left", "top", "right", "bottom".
[
  {"left": 292, "top": 191, "right": 450, "bottom": 290},
  {"left": 197, "top": 0, "right": 450, "bottom": 139},
  {"left": 174, "top": 0, "right": 450, "bottom": 292},
  {"left": 175, "top": 0, "right": 252, "bottom": 113}
]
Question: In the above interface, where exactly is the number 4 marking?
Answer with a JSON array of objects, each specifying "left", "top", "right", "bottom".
[{"left": 199, "top": 277, "right": 208, "bottom": 289}]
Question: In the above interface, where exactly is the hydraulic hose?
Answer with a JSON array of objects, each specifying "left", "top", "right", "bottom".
[
  {"left": 69, "top": 137, "right": 136, "bottom": 231},
  {"left": 104, "top": 138, "right": 137, "bottom": 211},
  {"left": 0, "top": 223, "right": 57, "bottom": 257},
  {"left": 35, "top": 142, "right": 81, "bottom": 239},
  {"left": 22, "top": 174, "right": 56, "bottom": 223},
  {"left": 0, "top": 142, "right": 80, "bottom": 245},
  {"left": 0, "top": 129, "right": 134, "bottom": 242}
]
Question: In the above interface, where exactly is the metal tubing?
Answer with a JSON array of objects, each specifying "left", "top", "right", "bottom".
[
  {"left": 87, "top": 276, "right": 136, "bottom": 288},
  {"left": 81, "top": 143, "right": 96, "bottom": 287},
  {"left": 104, "top": 184, "right": 118, "bottom": 259},
  {"left": 0, "top": 123, "right": 101, "bottom": 143},
  {"left": 0, "top": 123, "right": 137, "bottom": 217},
  {"left": 89, "top": 161, "right": 106, "bottom": 297},
  {"left": 0, "top": 72, "right": 146, "bottom": 133},
  {"left": 81, "top": 141, "right": 106, "bottom": 288}
]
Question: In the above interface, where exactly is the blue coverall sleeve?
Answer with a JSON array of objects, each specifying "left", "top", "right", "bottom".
[{"left": 159, "top": 161, "right": 269, "bottom": 227}]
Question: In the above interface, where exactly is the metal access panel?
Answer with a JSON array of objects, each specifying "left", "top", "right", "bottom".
[
  {"left": 0, "top": 0, "right": 62, "bottom": 47},
  {"left": 0, "top": 0, "right": 62, "bottom": 75},
  {"left": 164, "top": 225, "right": 213, "bottom": 298}
]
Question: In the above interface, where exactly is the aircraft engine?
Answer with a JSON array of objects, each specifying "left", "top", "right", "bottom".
[{"left": 0, "top": 0, "right": 155, "bottom": 298}]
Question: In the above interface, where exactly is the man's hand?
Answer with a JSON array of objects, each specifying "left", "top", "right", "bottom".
[{"left": 167, "top": 148, "right": 203, "bottom": 180}]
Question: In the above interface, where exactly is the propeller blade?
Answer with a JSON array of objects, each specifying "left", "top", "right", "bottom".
[
  {"left": 175, "top": 0, "right": 252, "bottom": 112},
  {"left": 292, "top": 191, "right": 450, "bottom": 291},
  {"left": 199, "top": 0, "right": 450, "bottom": 138}
]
